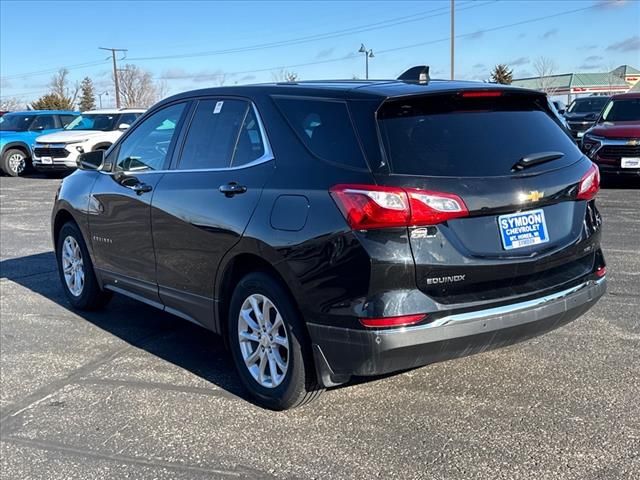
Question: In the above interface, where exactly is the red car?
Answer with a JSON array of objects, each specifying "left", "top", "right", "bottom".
[{"left": 581, "top": 92, "right": 640, "bottom": 178}]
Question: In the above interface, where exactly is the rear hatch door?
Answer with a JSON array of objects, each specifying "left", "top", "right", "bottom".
[{"left": 376, "top": 89, "right": 600, "bottom": 305}]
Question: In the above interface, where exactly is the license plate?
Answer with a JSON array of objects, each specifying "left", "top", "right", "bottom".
[
  {"left": 621, "top": 157, "right": 640, "bottom": 168},
  {"left": 41, "top": 156, "right": 53, "bottom": 164},
  {"left": 498, "top": 209, "right": 549, "bottom": 250}
]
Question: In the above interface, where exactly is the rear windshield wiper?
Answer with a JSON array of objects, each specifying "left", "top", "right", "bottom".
[{"left": 511, "top": 152, "right": 564, "bottom": 172}]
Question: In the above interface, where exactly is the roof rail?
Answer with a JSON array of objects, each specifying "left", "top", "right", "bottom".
[{"left": 397, "top": 66, "right": 430, "bottom": 84}]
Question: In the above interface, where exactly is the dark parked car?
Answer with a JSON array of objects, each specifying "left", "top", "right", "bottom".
[
  {"left": 581, "top": 93, "right": 640, "bottom": 177},
  {"left": 51, "top": 71, "right": 606, "bottom": 409},
  {"left": 564, "top": 96, "right": 610, "bottom": 140}
]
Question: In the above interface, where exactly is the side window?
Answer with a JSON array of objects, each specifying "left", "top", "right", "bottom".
[
  {"left": 115, "top": 103, "right": 186, "bottom": 172},
  {"left": 59, "top": 115, "right": 77, "bottom": 127},
  {"left": 231, "top": 106, "right": 266, "bottom": 167},
  {"left": 273, "top": 97, "right": 366, "bottom": 169},
  {"left": 30, "top": 115, "right": 56, "bottom": 130},
  {"left": 178, "top": 99, "right": 248, "bottom": 170},
  {"left": 119, "top": 113, "right": 139, "bottom": 126}
]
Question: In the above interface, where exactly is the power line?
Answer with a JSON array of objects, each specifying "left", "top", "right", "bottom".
[
  {"left": 376, "top": 3, "right": 600, "bottom": 55},
  {"left": 1, "top": 60, "right": 109, "bottom": 81},
  {"left": 128, "top": 1, "right": 492, "bottom": 62},
  {"left": 0, "top": 2, "right": 481, "bottom": 81},
  {"left": 151, "top": 2, "right": 601, "bottom": 81}
]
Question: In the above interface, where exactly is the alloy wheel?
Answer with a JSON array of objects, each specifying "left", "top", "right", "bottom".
[
  {"left": 237, "top": 294, "right": 290, "bottom": 388},
  {"left": 61, "top": 236, "right": 85, "bottom": 297},
  {"left": 8, "top": 152, "right": 26, "bottom": 175}
]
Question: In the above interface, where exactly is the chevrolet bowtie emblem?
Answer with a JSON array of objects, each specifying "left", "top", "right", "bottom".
[
  {"left": 520, "top": 191, "right": 544, "bottom": 202},
  {"left": 627, "top": 139, "right": 640, "bottom": 146}
]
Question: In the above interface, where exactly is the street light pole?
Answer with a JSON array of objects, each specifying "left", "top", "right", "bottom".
[
  {"left": 358, "top": 43, "right": 375, "bottom": 80},
  {"left": 450, "top": 0, "right": 455, "bottom": 80},
  {"left": 98, "top": 91, "right": 109, "bottom": 109}
]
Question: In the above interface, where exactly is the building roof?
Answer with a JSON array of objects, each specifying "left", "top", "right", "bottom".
[
  {"left": 511, "top": 65, "right": 638, "bottom": 94},
  {"left": 611, "top": 65, "right": 640, "bottom": 77}
]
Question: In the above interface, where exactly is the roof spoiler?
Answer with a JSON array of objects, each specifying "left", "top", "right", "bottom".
[{"left": 397, "top": 65, "right": 430, "bottom": 84}]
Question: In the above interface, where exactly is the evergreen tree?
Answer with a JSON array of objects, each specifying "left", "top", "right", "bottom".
[
  {"left": 490, "top": 64, "right": 513, "bottom": 84},
  {"left": 31, "top": 93, "right": 74, "bottom": 110},
  {"left": 78, "top": 77, "right": 96, "bottom": 111}
]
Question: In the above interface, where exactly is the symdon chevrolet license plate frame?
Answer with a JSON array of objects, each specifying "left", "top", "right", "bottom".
[{"left": 498, "top": 209, "right": 549, "bottom": 250}]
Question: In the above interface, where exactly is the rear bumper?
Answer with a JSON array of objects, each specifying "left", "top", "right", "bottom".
[{"left": 309, "top": 277, "right": 606, "bottom": 386}]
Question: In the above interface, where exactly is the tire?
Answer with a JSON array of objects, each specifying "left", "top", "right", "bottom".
[
  {"left": 228, "top": 272, "right": 324, "bottom": 410},
  {"left": 1, "top": 148, "right": 28, "bottom": 177},
  {"left": 56, "top": 221, "right": 112, "bottom": 310}
]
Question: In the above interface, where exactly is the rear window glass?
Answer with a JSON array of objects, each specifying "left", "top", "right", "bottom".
[
  {"left": 567, "top": 97, "right": 609, "bottom": 114},
  {"left": 274, "top": 97, "right": 367, "bottom": 169},
  {"left": 378, "top": 94, "right": 581, "bottom": 177}
]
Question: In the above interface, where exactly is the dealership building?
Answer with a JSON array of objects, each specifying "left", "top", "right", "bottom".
[{"left": 511, "top": 65, "right": 640, "bottom": 102}]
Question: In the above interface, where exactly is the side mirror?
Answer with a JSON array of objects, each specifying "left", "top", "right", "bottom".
[
  {"left": 118, "top": 123, "right": 130, "bottom": 130},
  {"left": 77, "top": 150, "right": 104, "bottom": 170},
  {"left": 557, "top": 108, "right": 565, "bottom": 115}
]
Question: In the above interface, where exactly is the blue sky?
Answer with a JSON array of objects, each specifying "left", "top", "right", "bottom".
[{"left": 1, "top": 0, "right": 639, "bottom": 106}]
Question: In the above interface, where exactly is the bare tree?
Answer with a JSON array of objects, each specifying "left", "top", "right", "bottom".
[
  {"left": 116, "top": 64, "right": 162, "bottom": 108},
  {"left": 215, "top": 73, "right": 227, "bottom": 86},
  {"left": 533, "top": 57, "right": 559, "bottom": 95},
  {"left": 0, "top": 97, "right": 23, "bottom": 111},
  {"left": 50, "top": 68, "right": 79, "bottom": 107},
  {"left": 271, "top": 69, "right": 299, "bottom": 82}
]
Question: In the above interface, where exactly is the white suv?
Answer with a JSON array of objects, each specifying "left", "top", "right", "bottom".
[{"left": 32, "top": 108, "right": 145, "bottom": 172}]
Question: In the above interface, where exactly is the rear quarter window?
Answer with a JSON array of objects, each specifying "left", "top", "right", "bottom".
[
  {"left": 273, "top": 97, "right": 367, "bottom": 170},
  {"left": 378, "top": 93, "right": 582, "bottom": 177}
]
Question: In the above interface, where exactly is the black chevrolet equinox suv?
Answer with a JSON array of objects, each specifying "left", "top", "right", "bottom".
[{"left": 52, "top": 68, "right": 606, "bottom": 409}]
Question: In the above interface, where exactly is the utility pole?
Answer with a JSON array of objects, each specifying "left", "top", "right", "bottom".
[
  {"left": 450, "top": 0, "right": 455, "bottom": 80},
  {"left": 99, "top": 47, "right": 127, "bottom": 108}
]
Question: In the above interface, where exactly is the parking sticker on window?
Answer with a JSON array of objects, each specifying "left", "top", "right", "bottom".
[{"left": 213, "top": 101, "right": 224, "bottom": 114}]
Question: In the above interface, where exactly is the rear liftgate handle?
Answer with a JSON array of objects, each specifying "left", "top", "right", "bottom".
[{"left": 219, "top": 182, "right": 247, "bottom": 197}]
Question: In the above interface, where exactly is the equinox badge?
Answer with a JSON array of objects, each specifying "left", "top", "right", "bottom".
[{"left": 426, "top": 274, "right": 466, "bottom": 285}]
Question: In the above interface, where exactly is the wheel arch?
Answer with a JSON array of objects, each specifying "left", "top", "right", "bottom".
[
  {"left": 52, "top": 208, "right": 78, "bottom": 248},
  {"left": 2, "top": 141, "right": 31, "bottom": 158},
  {"left": 215, "top": 249, "right": 307, "bottom": 343}
]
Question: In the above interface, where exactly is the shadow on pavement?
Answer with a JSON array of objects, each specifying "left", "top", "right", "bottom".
[{"left": 0, "top": 251, "right": 251, "bottom": 403}]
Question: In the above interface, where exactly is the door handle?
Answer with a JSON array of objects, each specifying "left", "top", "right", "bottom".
[
  {"left": 219, "top": 182, "right": 247, "bottom": 197},
  {"left": 130, "top": 182, "right": 153, "bottom": 195}
]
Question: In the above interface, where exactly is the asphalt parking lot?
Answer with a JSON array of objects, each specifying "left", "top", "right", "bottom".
[{"left": 0, "top": 175, "right": 638, "bottom": 480}]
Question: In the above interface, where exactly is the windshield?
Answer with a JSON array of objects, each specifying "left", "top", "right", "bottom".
[
  {"left": 65, "top": 113, "right": 117, "bottom": 131},
  {"left": 600, "top": 98, "right": 640, "bottom": 122},
  {"left": 378, "top": 94, "right": 580, "bottom": 177},
  {"left": 567, "top": 97, "right": 609, "bottom": 114},
  {"left": 0, "top": 114, "right": 34, "bottom": 132}
]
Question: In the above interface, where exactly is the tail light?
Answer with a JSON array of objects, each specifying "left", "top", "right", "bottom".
[
  {"left": 595, "top": 266, "right": 606, "bottom": 278},
  {"left": 330, "top": 184, "right": 468, "bottom": 230},
  {"left": 576, "top": 163, "right": 600, "bottom": 201},
  {"left": 360, "top": 313, "right": 426, "bottom": 328}
]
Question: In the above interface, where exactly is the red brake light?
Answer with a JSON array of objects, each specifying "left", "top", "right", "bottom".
[
  {"left": 460, "top": 91, "right": 503, "bottom": 98},
  {"left": 330, "top": 184, "right": 468, "bottom": 230},
  {"left": 595, "top": 266, "right": 606, "bottom": 278},
  {"left": 329, "top": 185, "right": 410, "bottom": 229},
  {"left": 576, "top": 163, "right": 600, "bottom": 201},
  {"left": 360, "top": 313, "right": 426, "bottom": 328}
]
